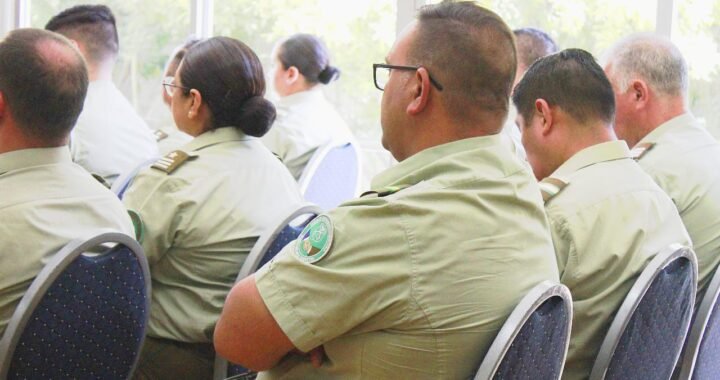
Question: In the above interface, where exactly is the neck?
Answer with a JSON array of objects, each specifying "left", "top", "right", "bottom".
[
  {"left": 88, "top": 59, "right": 115, "bottom": 81},
  {"left": 558, "top": 121, "right": 617, "bottom": 165},
  {"left": 646, "top": 95, "right": 687, "bottom": 131},
  {"left": 0, "top": 126, "right": 66, "bottom": 154},
  {"left": 282, "top": 79, "right": 315, "bottom": 97}
]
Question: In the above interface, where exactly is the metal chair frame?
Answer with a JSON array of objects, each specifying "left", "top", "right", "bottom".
[
  {"left": 0, "top": 232, "right": 150, "bottom": 379},
  {"left": 589, "top": 244, "right": 698, "bottom": 380}
]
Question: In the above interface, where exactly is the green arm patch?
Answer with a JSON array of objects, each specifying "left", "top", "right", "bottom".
[{"left": 295, "top": 214, "right": 334, "bottom": 264}]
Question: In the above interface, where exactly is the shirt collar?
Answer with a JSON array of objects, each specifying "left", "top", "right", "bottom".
[
  {"left": 371, "top": 134, "right": 507, "bottom": 189},
  {"left": 277, "top": 87, "right": 324, "bottom": 108},
  {"left": 0, "top": 147, "right": 72, "bottom": 174},
  {"left": 551, "top": 140, "right": 631, "bottom": 178},
  {"left": 637, "top": 112, "right": 698, "bottom": 145},
  {"left": 182, "top": 126, "right": 251, "bottom": 152}
]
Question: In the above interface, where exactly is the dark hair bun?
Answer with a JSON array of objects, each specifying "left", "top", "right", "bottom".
[
  {"left": 237, "top": 96, "right": 276, "bottom": 137},
  {"left": 317, "top": 66, "right": 340, "bottom": 85}
]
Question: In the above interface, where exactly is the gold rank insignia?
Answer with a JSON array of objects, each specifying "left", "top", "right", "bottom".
[
  {"left": 630, "top": 142, "right": 656, "bottom": 160},
  {"left": 539, "top": 177, "right": 568, "bottom": 204},
  {"left": 154, "top": 129, "right": 169, "bottom": 142},
  {"left": 151, "top": 150, "right": 197, "bottom": 174},
  {"left": 296, "top": 214, "right": 334, "bottom": 264}
]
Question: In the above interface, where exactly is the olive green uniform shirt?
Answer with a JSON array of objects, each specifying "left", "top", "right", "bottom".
[
  {"left": 123, "top": 127, "right": 303, "bottom": 343},
  {"left": 633, "top": 113, "right": 720, "bottom": 297},
  {"left": 540, "top": 141, "right": 691, "bottom": 380},
  {"left": 0, "top": 147, "right": 135, "bottom": 337},
  {"left": 255, "top": 135, "right": 559, "bottom": 379}
]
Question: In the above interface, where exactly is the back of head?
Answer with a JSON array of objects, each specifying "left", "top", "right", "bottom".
[
  {"left": 45, "top": 4, "right": 119, "bottom": 65},
  {"left": 179, "top": 36, "right": 275, "bottom": 137},
  {"left": 0, "top": 28, "right": 88, "bottom": 145},
  {"left": 513, "top": 48, "right": 615, "bottom": 126},
  {"left": 277, "top": 33, "right": 339, "bottom": 85},
  {"left": 603, "top": 33, "right": 688, "bottom": 98},
  {"left": 514, "top": 27, "right": 559, "bottom": 71},
  {"left": 413, "top": 1, "right": 517, "bottom": 130},
  {"left": 164, "top": 38, "right": 200, "bottom": 78}
]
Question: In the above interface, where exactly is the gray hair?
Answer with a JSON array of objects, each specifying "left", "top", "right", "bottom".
[{"left": 603, "top": 33, "right": 688, "bottom": 98}]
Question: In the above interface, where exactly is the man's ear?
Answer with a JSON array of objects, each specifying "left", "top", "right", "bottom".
[
  {"left": 407, "top": 67, "right": 431, "bottom": 116},
  {"left": 631, "top": 79, "right": 650, "bottom": 109},
  {"left": 535, "top": 99, "right": 554, "bottom": 136}
]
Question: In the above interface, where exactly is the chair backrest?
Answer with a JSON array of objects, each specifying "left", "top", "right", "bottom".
[
  {"left": 212, "top": 204, "right": 322, "bottom": 380},
  {"left": 589, "top": 244, "right": 697, "bottom": 380},
  {"left": 0, "top": 232, "right": 150, "bottom": 380},
  {"left": 679, "top": 264, "right": 720, "bottom": 379},
  {"left": 298, "top": 142, "right": 361, "bottom": 210},
  {"left": 111, "top": 156, "right": 158, "bottom": 199},
  {"left": 474, "top": 281, "right": 573, "bottom": 380}
]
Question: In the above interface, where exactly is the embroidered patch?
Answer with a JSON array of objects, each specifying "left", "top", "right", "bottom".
[{"left": 295, "top": 215, "right": 333, "bottom": 264}]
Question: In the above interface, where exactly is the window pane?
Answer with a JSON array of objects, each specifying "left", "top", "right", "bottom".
[
  {"left": 213, "top": 0, "right": 396, "bottom": 142},
  {"left": 674, "top": 0, "right": 720, "bottom": 137},
  {"left": 426, "top": 0, "right": 656, "bottom": 57},
  {"left": 31, "top": 0, "right": 192, "bottom": 130}
]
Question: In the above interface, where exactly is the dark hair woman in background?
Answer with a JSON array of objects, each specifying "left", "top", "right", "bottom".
[
  {"left": 261, "top": 33, "right": 355, "bottom": 180},
  {"left": 124, "top": 36, "right": 303, "bottom": 379}
]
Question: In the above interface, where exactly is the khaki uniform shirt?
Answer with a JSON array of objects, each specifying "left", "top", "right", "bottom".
[
  {"left": 633, "top": 113, "right": 720, "bottom": 297},
  {"left": 540, "top": 141, "right": 691, "bottom": 380},
  {"left": 255, "top": 135, "right": 559, "bottom": 379},
  {"left": 262, "top": 88, "right": 355, "bottom": 180},
  {"left": 0, "top": 147, "right": 135, "bottom": 337},
  {"left": 70, "top": 80, "right": 159, "bottom": 185},
  {"left": 123, "top": 127, "right": 303, "bottom": 343}
]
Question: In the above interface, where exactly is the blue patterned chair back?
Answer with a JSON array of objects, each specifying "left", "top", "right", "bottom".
[
  {"left": 0, "top": 232, "right": 150, "bottom": 380},
  {"left": 299, "top": 142, "right": 360, "bottom": 210},
  {"left": 589, "top": 244, "right": 697, "bottom": 380},
  {"left": 679, "top": 264, "right": 720, "bottom": 379},
  {"left": 474, "top": 281, "right": 573, "bottom": 380},
  {"left": 111, "top": 157, "right": 158, "bottom": 200},
  {"left": 213, "top": 204, "right": 323, "bottom": 380}
]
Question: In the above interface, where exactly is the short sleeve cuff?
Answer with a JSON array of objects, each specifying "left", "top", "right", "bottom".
[{"left": 255, "top": 261, "right": 323, "bottom": 352}]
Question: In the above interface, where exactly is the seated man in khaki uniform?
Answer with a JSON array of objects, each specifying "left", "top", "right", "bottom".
[
  {"left": 213, "top": 2, "right": 559, "bottom": 379},
  {"left": 603, "top": 34, "right": 720, "bottom": 301},
  {"left": 0, "top": 29, "right": 135, "bottom": 337},
  {"left": 512, "top": 48, "right": 691, "bottom": 380}
]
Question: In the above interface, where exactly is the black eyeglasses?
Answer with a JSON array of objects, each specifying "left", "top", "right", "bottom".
[
  {"left": 162, "top": 76, "right": 191, "bottom": 97},
  {"left": 373, "top": 63, "right": 444, "bottom": 92}
]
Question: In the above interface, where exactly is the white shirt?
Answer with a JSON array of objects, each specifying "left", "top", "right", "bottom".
[
  {"left": 262, "top": 87, "right": 355, "bottom": 180},
  {"left": 501, "top": 103, "right": 527, "bottom": 162},
  {"left": 0, "top": 147, "right": 135, "bottom": 337},
  {"left": 70, "top": 80, "right": 159, "bottom": 185}
]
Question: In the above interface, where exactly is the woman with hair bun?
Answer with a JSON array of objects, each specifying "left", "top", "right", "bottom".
[
  {"left": 262, "top": 33, "right": 355, "bottom": 180},
  {"left": 124, "top": 36, "right": 303, "bottom": 379}
]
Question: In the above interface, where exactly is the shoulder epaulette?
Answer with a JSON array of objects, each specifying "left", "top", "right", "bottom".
[
  {"left": 539, "top": 177, "right": 568, "bottom": 204},
  {"left": 630, "top": 142, "right": 656, "bottom": 160},
  {"left": 91, "top": 173, "right": 111, "bottom": 189},
  {"left": 361, "top": 184, "right": 410, "bottom": 198},
  {"left": 151, "top": 150, "right": 197, "bottom": 174},
  {"left": 154, "top": 129, "right": 169, "bottom": 142}
]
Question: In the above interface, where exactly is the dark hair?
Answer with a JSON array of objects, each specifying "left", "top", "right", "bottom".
[
  {"left": 512, "top": 48, "right": 615, "bottom": 125},
  {"left": 277, "top": 34, "right": 339, "bottom": 85},
  {"left": 0, "top": 29, "right": 88, "bottom": 143},
  {"left": 45, "top": 4, "right": 119, "bottom": 64},
  {"left": 413, "top": 1, "right": 516, "bottom": 128},
  {"left": 513, "top": 27, "right": 559, "bottom": 70},
  {"left": 179, "top": 36, "right": 276, "bottom": 137},
  {"left": 164, "top": 38, "right": 200, "bottom": 77}
]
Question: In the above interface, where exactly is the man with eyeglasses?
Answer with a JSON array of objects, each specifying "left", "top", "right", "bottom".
[
  {"left": 215, "top": 2, "right": 558, "bottom": 378},
  {"left": 45, "top": 5, "right": 158, "bottom": 186}
]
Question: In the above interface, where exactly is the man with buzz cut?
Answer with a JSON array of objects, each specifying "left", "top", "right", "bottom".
[
  {"left": 603, "top": 34, "right": 720, "bottom": 302},
  {"left": 46, "top": 4, "right": 158, "bottom": 186},
  {"left": 501, "top": 27, "right": 559, "bottom": 161},
  {"left": 213, "top": 2, "right": 559, "bottom": 379},
  {"left": 513, "top": 48, "right": 691, "bottom": 380},
  {"left": 0, "top": 28, "right": 134, "bottom": 337}
]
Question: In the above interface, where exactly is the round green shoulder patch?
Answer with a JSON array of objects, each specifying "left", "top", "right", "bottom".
[{"left": 296, "top": 214, "right": 334, "bottom": 264}]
